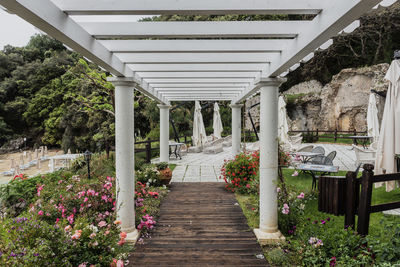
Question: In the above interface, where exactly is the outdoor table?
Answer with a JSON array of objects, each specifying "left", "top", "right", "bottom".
[
  {"left": 348, "top": 136, "right": 372, "bottom": 149},
  {"left": 48, "top": 154, "right": 81, "bottom": 172},
  {"left": 169, "top": 142, "right": 184, "bottom": 160},
  {"left": 291, "top": 151, "right": 324, "bottom": 163},
  {"left": 297, "top": 163, "right": 339, "bottom": 190}
]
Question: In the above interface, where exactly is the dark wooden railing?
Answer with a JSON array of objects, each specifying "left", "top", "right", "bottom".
[
  {"left": 289, "top": 129, "right": 368, "bottom": 143},
  {"left": 134, "top": 135, "right": 192, "bottom": 163},
  {"left": 320, "top": 164, "right": 400, "bottom": 236}
]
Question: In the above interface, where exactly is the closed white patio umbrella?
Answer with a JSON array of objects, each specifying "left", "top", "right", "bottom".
[
  {"left": 213, "top": 102, "right": 224, "bottom": 139},
  {"left": 375, "top": 59, "right": 400, "bottom": 191},
  {"left": 278, "top": 96, "right": 290, "bottom": 146},
  {"left": 367, "top": 93, "right": 380, "bottom": 144},
  {"left": 192, "top": 101, "right": 208, "bottom": 147}
]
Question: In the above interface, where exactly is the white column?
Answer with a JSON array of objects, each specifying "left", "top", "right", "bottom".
[
  {"left": 254, "top": 77, "right": 286, "bottom": 245},
  {"left": 158, "top": 104, "right": 171, "bottom": 163},
  {"left": 230, "top": 104, "right": 243, "bottom": 155},
  {"left": 108, "top": 77, "right": 139, "bottom": 243}
]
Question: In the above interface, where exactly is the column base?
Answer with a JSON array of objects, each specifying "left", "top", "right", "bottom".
[
  {"left": 254, "top": 228, "right": 285, "bottom": 245},
  {"left": 125, "top": 229, "right": 140, "bottom": 244}
]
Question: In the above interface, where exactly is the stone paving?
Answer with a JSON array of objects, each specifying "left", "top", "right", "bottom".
[{"left": 153, "top": 142, "right": 358, "bottom": 183}]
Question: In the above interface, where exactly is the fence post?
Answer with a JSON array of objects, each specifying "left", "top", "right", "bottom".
[
  {"left": 184, "top": 136, "right": 187, "bottom": 144},
  {"left": 345, "top": 171, "right": 358, "bottom": 229},
  {"left": 316, "top": 129, "right": 319, "bottom": 142},
  {"left": 145, "top": 138, "right": 151, "bottom": 163},
  {"left": 357, "top": 164, "right": 374, "bottom": 236},
  {"left": 334, "top": 128, "right": 338, "bottom": 142}
]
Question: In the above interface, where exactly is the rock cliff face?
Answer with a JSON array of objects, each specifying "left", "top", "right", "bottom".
[{"left": 245, "top": 63, "right": 389, "bottom": 132}]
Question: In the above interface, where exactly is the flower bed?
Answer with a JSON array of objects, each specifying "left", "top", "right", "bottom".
[
  {"left": 0, "top": 155, "right": 169, "bottom": 266},
  {"left": 224, "top": 150, "right": 400, "bottom": 266}
]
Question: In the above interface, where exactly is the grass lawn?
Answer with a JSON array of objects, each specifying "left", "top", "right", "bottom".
[{"left": 237, "top": 168, "right": 400, "bottom": 241}]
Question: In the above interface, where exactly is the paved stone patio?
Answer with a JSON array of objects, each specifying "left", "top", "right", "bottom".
[{"left": 154, "top": 143, "right": 358, "bottom": 183}]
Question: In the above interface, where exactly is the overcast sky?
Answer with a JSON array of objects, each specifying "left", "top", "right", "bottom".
[
  {"left": 0, "top": 9, "right": 40, "bottom": 49},
  {"left": 0, "top": 8, "right": 149, "bottom": 50}
]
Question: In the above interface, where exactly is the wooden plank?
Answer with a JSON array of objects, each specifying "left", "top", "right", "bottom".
[
  {"left": 128, "top": 182, "right": 267, "bottom": 266},
  {"left": 370, "top": 201, "right": 400, "bottom": 213},
  {"left": 372, "top": 173, "right": 400, "bottom": 183}
]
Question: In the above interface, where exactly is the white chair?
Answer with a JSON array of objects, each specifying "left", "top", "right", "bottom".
[
  {"left": 203, "top": 138, "right": 224, "bottom": 154},
  {"left": 222, "top": 135, "right": 232, "bottom": 147},
  {"left": 353, "top": 145, "right": 376, "bottom": 166},
  {"left": 289, "top": 133, "right": 303, "bottom": 151}
]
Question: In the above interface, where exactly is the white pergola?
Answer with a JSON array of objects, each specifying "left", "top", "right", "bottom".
[{"left": 0, "top": 0, "right": 389, "bottom": 244}]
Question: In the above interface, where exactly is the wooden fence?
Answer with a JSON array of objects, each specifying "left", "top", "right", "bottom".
[
  {"left": 134, "top": 136, "right": 192, "bottom": 163},
  {"left": 320, "top": 164, "right": 400, "bottom": 236},
  {"left": 289, "top": 129, "right": 368, "bottom": 143}
]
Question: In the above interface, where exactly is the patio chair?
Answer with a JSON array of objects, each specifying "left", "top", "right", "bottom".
[
  {"left": 289, "top": 133, "right": 303, "bottom": 150},
  {"left": 352, "top": 145, "right": 376, "bottom": 166},
  {"left": 325, "top": 151, "right": 337, "bottom": 163},
  {"left": 297, "top": 145, "right": 314, "bottom": 152},
  {"left": 187, "top": 135, "right": 203, "bottom": 153},
  {"left": 246, "top": 141, "right": 259, "bottom": 152},
  {"left": 222, "top": 135, "right": 232, "bottom": 147},
  {"left": 311, "top": 146, "right": 325, "bottom": 155},
  {"left": 203, "top": 138, "right": 224, "bottom": 154}
]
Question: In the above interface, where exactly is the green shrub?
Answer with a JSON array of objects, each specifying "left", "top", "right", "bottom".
[
  {"left": 0, "top": 174, "right": 44, "bottom": 216},
  {"left": 136, "top": 164, "right": 162, "bottom": 187},
  {"left": 221, "top": 151, "right": 259, "bottom": 194},
  {"left": 284, "top": 219, "right": 374, "bottom": 266}
]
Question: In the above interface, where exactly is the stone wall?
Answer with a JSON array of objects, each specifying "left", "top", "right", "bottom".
[{"left": 244, "top": 63, "right": 389, "bottom": 132}]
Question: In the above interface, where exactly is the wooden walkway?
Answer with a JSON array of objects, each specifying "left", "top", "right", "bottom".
[{"left": 128, "top": 182, "right": 268, "bottom": 266}]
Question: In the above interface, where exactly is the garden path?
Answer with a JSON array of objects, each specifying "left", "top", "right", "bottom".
[
  {"left": 128, "top": 182, "right": 268, "bottom": 266},
  {"left": 153, "top": 143, "right": 357, "bottom": 183}
]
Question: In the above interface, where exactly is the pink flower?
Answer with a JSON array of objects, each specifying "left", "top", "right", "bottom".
[
  {"left": 58, "top": 180, "right": 63, "bottom": 184},
  {"left": 118, "top": 238, "right": 126, "bottom": 246},
  {"left": 87, "top": 189, "right": 95, "bottom": 196},
  {"left": 276, "top": 187, "right": 281, "bottom": 193},
  {"left": 98, "top": 221, "right": 107, "bottom": 227},
  {"left": 66, "top": 184, "right": 73, "bottom": 191},
  {"left": 116, "top": 259, "right": 124, "bottom": 267},
  {"left": 78, "top": 264, "right": 87, "bottom": 267},
  {"left": 55, "top": 218, "right": 60, "bottom": 224},
  {"left": 292, "top": 171, "right": 299, "bottom": 177},
  {"left": 297, "top": 192, "right": 305, "bottom": 199},
  {"left": 37, "top": 185, "right": 44, "bottom": 196},
  {"left": 38, "top": 210, "right": 44, "bottom": 216},
  {"left": 246, "top": 184, "right": 250, "bottom": 189},
  {"left": 104, "top": 230, "right": 110, "bottom": 235},
  {"left": 67, "top": 214, "right": 74, "bottom": 224},
  {"left": 84, "top": 197, "right": 89, "bottom": 203},
  {"left": 101, "top": 195, "right": 108, "bottom": 202},
  {"left": 120, "top": 232, "right": 127, "bottom": 239},
  {"left": 64, "top": 225, "right": 72, "bottom": 232},
  {"left": 71, "top": 230, "right": 82, "bottom": 240},
  {"left": 282, "top": 203, "right": 290, "bottom": 215},
  {"left": 89, "top": 233, "right": 96, "bottom": 239}
]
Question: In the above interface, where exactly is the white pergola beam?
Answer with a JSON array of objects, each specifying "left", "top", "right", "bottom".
[
  {"left": 79, "top": 21, "right": 308, "bottom": 39},
  {"left": 151, "top": 83, "right": 249, "bottom": 88},
  {"left": 100, "top": 39, "right": 286, "bottom": 53},
  {"left": 128, "top": 64, "right": 268, "bottom": 72},
  {"left": 166, "top": 97, "right": 234, "bottom": 101},
  {"left": 137, "top": 72, "right": 261, "bottom": 78},
  {"left": 144, "top": 78, "right": 255, "bottom": 84},
  {"left": 55, "top": 0, "right": 325, "bottom": 15},
  {"left": 99, "top": 40, "right": 287, "bottom": 53},
  {"left": 116, "top": 53, "right": 277, "bottom": 64},
  {"left": 154, "top": 87, "right": 245, "bottom": 90},
  {"left": 0, "top": 0, "right": 167, "bottom": 105},
  {"left": 0, "top": 0, "right": 129, "bottom": 77},
  {"left": 233, "top": 0, "right": 382, "bottom": 103},
  {"left": 156, "top": 90, "right": 242, "bottom": 94}
]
